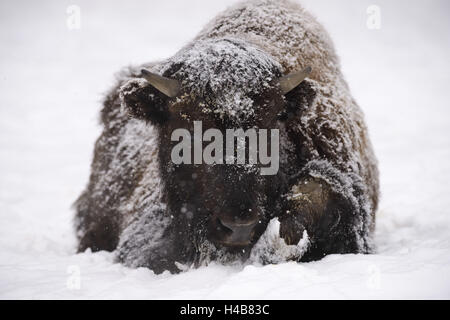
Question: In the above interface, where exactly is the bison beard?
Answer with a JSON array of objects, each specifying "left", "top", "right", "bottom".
[{"left": 74, "top": 0, "right": 379, "bottom": 274}]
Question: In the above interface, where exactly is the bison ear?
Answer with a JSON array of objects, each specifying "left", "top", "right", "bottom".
[{"left": 119, "top": 76, "right": 173, "bottom": 124}]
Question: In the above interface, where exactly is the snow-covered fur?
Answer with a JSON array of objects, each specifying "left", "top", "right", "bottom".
[{"left": 74, "top": 0, "right": 379, "bottom": 274}]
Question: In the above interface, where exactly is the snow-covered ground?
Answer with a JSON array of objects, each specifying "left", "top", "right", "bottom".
[{"left": 1, "top": 0, "right": 450, "bottom": 299}]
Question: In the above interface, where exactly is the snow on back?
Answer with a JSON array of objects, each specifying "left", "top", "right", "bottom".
[{"left": 196, "top": 0, "right": 340, "bottom": 80}]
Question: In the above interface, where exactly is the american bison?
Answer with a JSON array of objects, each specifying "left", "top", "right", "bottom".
[{"left": 74, "top": 0, "right": 379, "bottom": 274}]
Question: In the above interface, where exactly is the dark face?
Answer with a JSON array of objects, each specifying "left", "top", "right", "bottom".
[
  {"left": 120, "top": 59, "right": 314, "bottom": 252},
  {"left": 163, "top": 154, "right": 272, "bottom": 249},
  {"left": 122, "top": 77, "right": 287, "bottom": 250},
  {"left": 156, "top": 90, "right": 286, "bottom": 250}
]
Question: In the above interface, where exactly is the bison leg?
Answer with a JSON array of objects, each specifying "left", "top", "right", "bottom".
[
  {"left": 115, "top": 208, "right": 195, "bottom": 274},
  {"left": 279, "top": 160, "right": 374, "bottom": 261},
  {"left": 279, "top": 176, "right": 330, "bottom": 247},
  {"left": 74, "top": 192, "right": 121, "bottom": 253}
]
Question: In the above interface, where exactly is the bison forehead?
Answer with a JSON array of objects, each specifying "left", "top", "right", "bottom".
[{"left": 162, "top": 37, "right": 282, "bottom": 121}]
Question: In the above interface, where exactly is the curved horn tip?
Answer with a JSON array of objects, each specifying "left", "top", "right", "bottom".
[
  {"left": 139, "top": 69, "right": 180, "bottom": 98},
  {"left": 279, "top": 66, "right": 312, "bottom": 94}
]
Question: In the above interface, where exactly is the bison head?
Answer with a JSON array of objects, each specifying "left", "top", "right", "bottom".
[{"left": 120, "top": 38, "right": 313, "bottom": 253}]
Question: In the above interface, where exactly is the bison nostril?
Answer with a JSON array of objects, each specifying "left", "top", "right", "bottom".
[
  {"left": 219, "top": 218, "right": 258, "bottom": 230},
  {"left": 217, "top": 217, "right": 258, "bottom": 246}
]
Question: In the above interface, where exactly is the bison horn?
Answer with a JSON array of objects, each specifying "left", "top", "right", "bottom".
[
  {"left": 140, "top": 69, "right": 181, "bottom": 98},
  {"left": 278, "top": 66, "right": 312, "bottom": 94}
]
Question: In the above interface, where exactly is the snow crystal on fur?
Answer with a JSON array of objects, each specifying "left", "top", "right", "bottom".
[
  {"left": 250, "top": 218, "right": 310, "bottom": 264},
  {"left": 160, "top": 37, "right": 282, "bottom": 122}
]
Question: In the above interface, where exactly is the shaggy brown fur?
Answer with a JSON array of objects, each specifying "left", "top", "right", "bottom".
[{"left": 74, "top": 0, "right": 379, "bottom": 274}]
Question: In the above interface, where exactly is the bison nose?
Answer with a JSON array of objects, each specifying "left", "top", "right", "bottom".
[{"left": 218, "top": 217, "right": 259, "bottom": 246}]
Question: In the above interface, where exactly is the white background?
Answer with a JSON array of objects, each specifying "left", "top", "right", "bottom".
[{"left": 1, "top": 0, "right": 449, "bottom": 299}]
